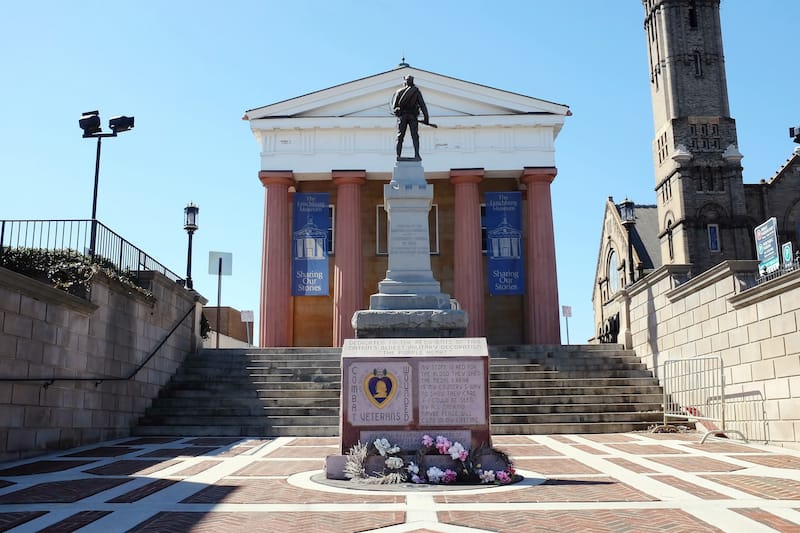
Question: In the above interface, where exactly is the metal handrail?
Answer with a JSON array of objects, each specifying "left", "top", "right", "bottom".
[
  {"left": 0, "top": 303, "right": 196, "bottom": 387},
  {"left": 0, "top": 219, "right": 181, "bottom": 283}
]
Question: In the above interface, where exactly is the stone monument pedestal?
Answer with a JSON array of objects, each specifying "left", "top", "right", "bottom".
[
  {"left": 339, "top": 338, "right": 491, "bottom": 454},
  {"left": 352, "top": 159, "right": 467, "bottom": 338}
]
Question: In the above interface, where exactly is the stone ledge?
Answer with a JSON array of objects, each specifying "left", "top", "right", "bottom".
[
  {"left": 0, "top": 266, "right": 97, "bottom": 315},
  {"left": 352, "top": 309, "right": 468, "bottom": 338}
]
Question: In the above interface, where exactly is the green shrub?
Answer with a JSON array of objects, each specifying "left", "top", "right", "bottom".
[{"left": 0, "top": 248, "right": 152, "bottom": 299}]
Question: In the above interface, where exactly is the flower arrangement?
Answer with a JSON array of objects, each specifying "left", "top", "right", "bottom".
[{"left": 344, "top": 434, "right": 518, "bottom": 486}]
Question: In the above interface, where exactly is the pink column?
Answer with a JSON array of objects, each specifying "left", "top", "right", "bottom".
[
  {"left": 258, "top": 171, "right": 295, "bottom": 347},
  {"left": 332, "top": 171, "right": 366, "bottom": 347},
  {"left": 449, "top": 169, "right": 485, "bottom": 337},
  {"left": 521, "top": 167, "right": 561, "bottom": 344}
]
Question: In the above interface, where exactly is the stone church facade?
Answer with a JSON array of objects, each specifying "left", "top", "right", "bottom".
[
  {"left": 593, "top": 0, "right": 800, "bottom": 446},
  {"left": 245, "top": 66, "right": 570, "bottom": 347}
]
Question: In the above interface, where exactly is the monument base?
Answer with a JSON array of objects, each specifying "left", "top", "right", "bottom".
[{"left": 352, "top": 309, "right": 467, "bottom": 338}]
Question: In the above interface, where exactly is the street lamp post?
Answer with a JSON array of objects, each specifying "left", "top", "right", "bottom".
[
  {"left": 620, "top": 198, "right": 636, "bottom": 285},
  {"left": 184, "top": 203, "right": 199, "bottom": 290},
  {"left": 79, "top": 111, "right": 134, "bottom": 258}
]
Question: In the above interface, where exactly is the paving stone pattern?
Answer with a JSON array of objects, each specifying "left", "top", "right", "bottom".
[{"left": 0, "top": 433, "right": 798, "bottom": 532}]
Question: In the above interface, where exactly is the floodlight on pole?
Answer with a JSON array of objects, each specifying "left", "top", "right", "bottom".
[{"left": 79, "top": 110, "right": 135, "bottom": 258}]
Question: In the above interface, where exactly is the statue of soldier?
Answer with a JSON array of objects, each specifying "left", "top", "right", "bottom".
[{"left": 391, "top": 75, "right": 431, "bottom": 160}]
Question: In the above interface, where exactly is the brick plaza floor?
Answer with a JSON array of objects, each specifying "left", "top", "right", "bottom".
[{"left": 1, "top": 432, "right": 800, "bottom": 532}]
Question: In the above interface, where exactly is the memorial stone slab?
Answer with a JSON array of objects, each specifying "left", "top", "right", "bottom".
[{"left": 340, "top": 338, "right": 491, "bottom": 454}]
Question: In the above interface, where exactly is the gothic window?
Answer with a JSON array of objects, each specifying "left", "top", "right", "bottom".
[
  {"left": 708, "top": 224, "right": 721, "bottom": 252},
  {"left": 706, "top": 173, "right": 714, "bottom": 191},
  {"left": 694, "top": 51, "right": 703, "bottom": 77},
  {"left": 607, "top": 250, "right": 620, "bottom": 295},
  {"left": 376, "top": 204, "right": 439, "bottom": 255}
]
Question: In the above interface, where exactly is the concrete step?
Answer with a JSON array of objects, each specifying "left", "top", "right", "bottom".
[
  {"left": 490, "top": 411, "right": 663, "bottom": 425},
  {"left": 491, "top": 421, "right": 656, "bottom": 435},
  {"left": 491, "top": 402, "right": 663, "bottom": 415},
  {"left": 490, "top": 385, "right": 663, "bottom": 396},
  {"left": 255, "top": 389, "right": 341, "bottom": 399},
  {"left": 489, "top": 393, "right": 664, "bottom": 405},
  {"left": 490, "top": 369, "right": 654, "bottom": 379},
  {"left": 490, "top": 377, "right": 659, "bottom": 389}
]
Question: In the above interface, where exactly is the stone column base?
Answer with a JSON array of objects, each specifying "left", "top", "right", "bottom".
[{"left": 352, "top": 309, "right": 468, "bottom": 338}]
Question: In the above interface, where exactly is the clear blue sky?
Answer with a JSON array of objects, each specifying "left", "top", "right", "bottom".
[{"left": 1, "top": 1, "right": 797, "bottom": 345}]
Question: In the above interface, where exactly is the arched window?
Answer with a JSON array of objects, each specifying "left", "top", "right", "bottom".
[{"left": 607, "top": 250, "right": 620, "bottom": 295}]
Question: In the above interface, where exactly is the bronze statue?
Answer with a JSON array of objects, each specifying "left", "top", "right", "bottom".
[{"left": 391, "top": 75, "right": 435, "bottom": 160}]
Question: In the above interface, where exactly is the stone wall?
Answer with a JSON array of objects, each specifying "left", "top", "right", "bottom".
[
  {"left": 0, "top": 266, "right": 204, "bottom": 462},
  {"left": 604, "top": 260, "right": 800, "bottom": 448}
]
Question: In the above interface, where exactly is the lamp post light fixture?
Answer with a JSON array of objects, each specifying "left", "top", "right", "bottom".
[
  {"left": 184, "top": 203, "right": 199, "bottom": 290},
  {"left": 79, "top": 110, "right": 135, "bottom": 258},
  {"left": 790, "top": 126, "right": 800, "bottom": 144},
  {"left": 619, "top": 198, "right": 636, "bottom": 285}
]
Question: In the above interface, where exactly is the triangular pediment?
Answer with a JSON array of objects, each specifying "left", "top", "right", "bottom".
[{"left": 245, "top": 66, "right": 569, "bottom": 120}]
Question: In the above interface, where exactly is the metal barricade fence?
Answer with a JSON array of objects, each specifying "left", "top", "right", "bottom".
[{"left": 663, "top": 356, "right": 749, "bottom": 443}]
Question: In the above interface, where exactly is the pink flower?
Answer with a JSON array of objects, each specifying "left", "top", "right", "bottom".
[
  {"left": 422, "top": 434, "right": 434, "bottom": 447},
  {"left": 497, "top": 471, "right": 511, "bottom": 484},
  {"left": 442, "top": 469, "right": 458, "bottom": 484},
  {"left": 435, "top": 436, "right": 452, "bottom": 454}
]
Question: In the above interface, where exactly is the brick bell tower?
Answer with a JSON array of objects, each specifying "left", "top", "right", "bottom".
[{"left": 642, "top": 0, "right": 753, "bottom": 273}]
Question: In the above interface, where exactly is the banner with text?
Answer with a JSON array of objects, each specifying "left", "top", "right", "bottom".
[
  {"left": 292, "top": 193, "right": 330, "bottom": 296},
  {"left": 485, "top": 191, "right": 525, "bottom": 295}
]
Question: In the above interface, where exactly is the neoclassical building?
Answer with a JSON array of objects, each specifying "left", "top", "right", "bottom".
[{"left": 244, "top": 65, "right": 570, "bottom": 347}]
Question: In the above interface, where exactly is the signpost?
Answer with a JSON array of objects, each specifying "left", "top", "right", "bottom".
[
  {"left": 754, "top": 218, "right": 779, "bottom": 275},
  {"left": 240, "top": 310, "right": 254, "bottom": 346},
  {"left": 561, "top": 305, "right": 572, "bottom": 344},
  {"left": 208, "top": 251, "right": 233, "bottom": 348},
  {"left": 783, "top": 242, "right": 794, "bottom": 270}
]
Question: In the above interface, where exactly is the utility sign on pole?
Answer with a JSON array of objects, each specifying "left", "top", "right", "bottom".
[
  {"left": 561, "top": 305, "right": 572, "bottom": 344},
  {"left": 208, "top": 251, "right": 233, "bottom": 349}
]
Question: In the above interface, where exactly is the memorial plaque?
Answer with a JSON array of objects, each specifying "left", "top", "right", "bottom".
[{"left": 418, "top": 360, "right": 486, "bottom": 426}]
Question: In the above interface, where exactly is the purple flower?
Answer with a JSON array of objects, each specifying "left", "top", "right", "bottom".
[
  {"left": 497, "top": 471, "right": 511, "bottom": 484},
  {"left": 422, "top": 434, "right": 434, "bottom": 447},
  {"left": 442, "top": 469, "right": 458, "bottom": 484}
]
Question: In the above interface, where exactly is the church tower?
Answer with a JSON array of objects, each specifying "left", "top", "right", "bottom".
[{"left": 642, "top": 0, "right": 752, "bottom": 273}]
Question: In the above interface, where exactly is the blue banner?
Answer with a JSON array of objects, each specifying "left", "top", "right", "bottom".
[
  {"left": 292, "top": 193, "right": 330, "bottom": 296},
  {"left": 485, "top": 192, "right": 525, "bottom": 295}
]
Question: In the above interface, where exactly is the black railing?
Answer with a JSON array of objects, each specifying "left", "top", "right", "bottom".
[
  {"left": 756, "top": 257, "right": 800, "bottom": 285},
  {"left": 0, "top": 219, "right": 180, "bottom": 283}
]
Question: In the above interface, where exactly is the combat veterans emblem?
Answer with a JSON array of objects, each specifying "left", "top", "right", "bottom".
[{"left": 364, "top": 368, "right": 397, "bottom": 409}]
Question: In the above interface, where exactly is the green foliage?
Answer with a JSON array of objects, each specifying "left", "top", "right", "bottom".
[
  {"left": 200, "top": 312, "right": 211, "bottom": 339},
  {"left": 0, "top": 247, "right": 152, "bottom": 299}
]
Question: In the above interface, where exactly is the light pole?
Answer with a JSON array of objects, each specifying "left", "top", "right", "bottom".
[
  {"left": 620, "top": 198, "right": 636, "bottom": 285},
  {"left": 79, "top": 110, "right": 135, "bottom": 258},
  {"left": 184, "top": 203, "right": 199, "bottom": 290}
]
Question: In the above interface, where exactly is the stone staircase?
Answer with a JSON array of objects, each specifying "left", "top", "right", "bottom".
[
  {"left": 489, "top": 345, "right": 663, "bottom": 434},
  {"left": 133, "top": 344, "right": 663, "bottom": 437},
  {"left": 134, "top": 348, "right": 342, "bottom": 437}
]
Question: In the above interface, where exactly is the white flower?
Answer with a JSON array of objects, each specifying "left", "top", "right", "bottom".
[
  {"left": 479, "top": 470, "right": 496, "bottom": 483},
  {"left": 447, "top": 442, "right": 467, "bottom": 461},
  {"left": 427, "top": 466, "right": 444, "bottom": 484},
  {"left": 406, "top": 461, "right": 419, "bottom": 475},
  {"left": 385, "top": 456, "right": 404, "bottom": 469},
  {"left": 373, "top": 438, "right": 399, "bottom": 457}
]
